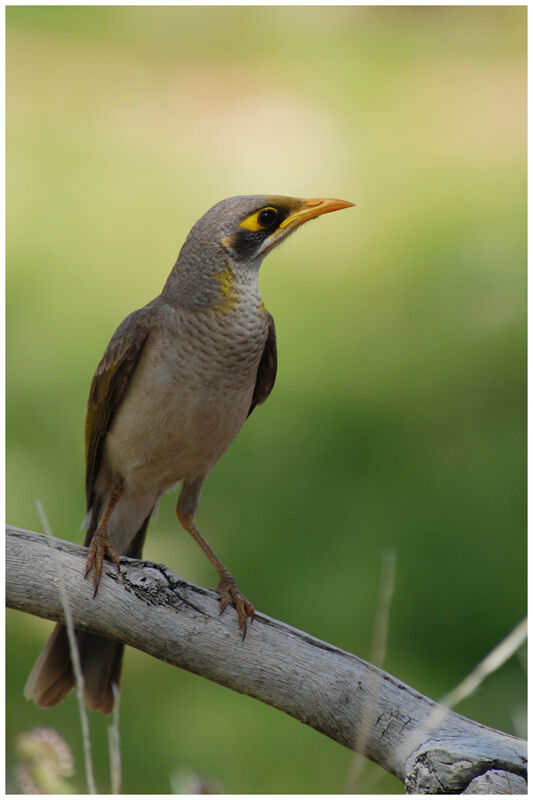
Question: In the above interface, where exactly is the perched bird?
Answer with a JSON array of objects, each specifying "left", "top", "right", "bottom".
[{"left": 25, "top": 194, "right": 354, "bottom": 713}]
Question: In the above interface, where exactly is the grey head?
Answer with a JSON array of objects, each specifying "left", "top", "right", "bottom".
[{"left": 162, "top": 194, "right": 354, "bottom": 309}]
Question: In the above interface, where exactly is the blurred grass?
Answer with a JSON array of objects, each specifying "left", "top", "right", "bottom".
[{"left": 6, "top": 6, "right": 526, "bottom": 794}]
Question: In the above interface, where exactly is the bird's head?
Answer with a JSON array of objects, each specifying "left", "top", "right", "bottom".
[
  {"left": 165, "top": 194, "right": 354, "bottom": 309},
  {"left": 216, "top": 195, "right": 354, "bottom": 264}
]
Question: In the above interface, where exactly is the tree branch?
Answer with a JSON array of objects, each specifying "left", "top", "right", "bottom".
[{"left": 6, "top": 525, "right": 527, "bottom": 794}]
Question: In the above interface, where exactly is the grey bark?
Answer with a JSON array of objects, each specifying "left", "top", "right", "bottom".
[{"left": 6, "top": 525, "right": 527, "bottom": 794}]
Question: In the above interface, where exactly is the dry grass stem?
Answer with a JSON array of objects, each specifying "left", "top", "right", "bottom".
[
  {"left": 34, "top": 500, "right": 97, "bottom": 795},
  {"left": 344, "top": 548, "right": 396, "bottom": 793},
  {"left": 108, "top": 683, "right": 122, "bottom": 794},
  {"left": 393, "top": 616, "right": 528, "bottom": 776},
  {"left": 439, "top": 617, "right": 527, "bottom": 709}
]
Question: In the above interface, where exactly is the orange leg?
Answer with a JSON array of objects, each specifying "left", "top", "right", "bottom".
[
  {"left": 177, "top": 507, "right": 255, "bottom": 639},
  {"left": 85, "top": 479, "right": 124, "bottom": 596}
]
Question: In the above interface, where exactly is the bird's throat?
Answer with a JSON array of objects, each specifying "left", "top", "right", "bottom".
[{"left": 212, "top": 263, "right": 239, "bottom": 317}]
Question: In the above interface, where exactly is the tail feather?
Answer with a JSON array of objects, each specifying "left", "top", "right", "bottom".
[
  {"left": 24, "top": 511, "right": 152, "bottom": 714},
  {"left": 24, "top": 625, "right": 124, "bottom": 714},
  {"left": 24, "top": 623, "right": 74, "bottom": 707},
  {"left": 79, "top": 632, "right": 125, "bottom": 713}
]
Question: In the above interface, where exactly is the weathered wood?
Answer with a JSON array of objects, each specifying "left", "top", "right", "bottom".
[
  {"left": 462, "top": 770, "right": 527, "bottom": 794},
  {"left": 6, "top": 525, "right": 527, "bottom": 794}
]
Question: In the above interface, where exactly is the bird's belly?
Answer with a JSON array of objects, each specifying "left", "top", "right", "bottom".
[{"left": 103, "top": 334, "right": 261, "bottom": 492}]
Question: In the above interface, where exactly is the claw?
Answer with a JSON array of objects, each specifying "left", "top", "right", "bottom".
[
  {"left": 215, "top": 571, "right": 255, "bottom": 640},
  {"left": 84, "top": 528, "right": 120, "bottom": 596}
]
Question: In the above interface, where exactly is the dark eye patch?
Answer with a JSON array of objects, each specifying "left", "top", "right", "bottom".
[
  {"left": 226, "top": 203, "right": 291, "bottom": 260},
  {"left": 230, "top": 229, "right": 267, "bottom": 259}
]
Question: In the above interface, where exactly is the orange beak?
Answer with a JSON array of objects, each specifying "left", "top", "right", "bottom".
[
  {"left": 255, "top": 195, "right": 355, "bottom": 257},
  {"left": 280, "top": 197, "right": 355, "bottom": 231}
]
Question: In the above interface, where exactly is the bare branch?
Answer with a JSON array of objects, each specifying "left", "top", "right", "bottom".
[{"left": 6, "top": 525, "right": 527, "bottom": 794}]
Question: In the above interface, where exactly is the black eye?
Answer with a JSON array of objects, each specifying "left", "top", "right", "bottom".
[{"left": 258, "top": 207, "right": 278, "bottom": 227}]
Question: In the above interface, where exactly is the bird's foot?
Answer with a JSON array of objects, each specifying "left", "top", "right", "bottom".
[
  {"left": 215, "top": 570, "right": 255, "bottom": 639},
  {"left": 84, "top": 528, "right": 120, "bottom": 596}
]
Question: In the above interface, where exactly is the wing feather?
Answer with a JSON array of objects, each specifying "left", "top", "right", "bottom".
[
  {"left": 248, "top": 312, "right": 277, "bottom": 417},
  {"left": 85, "top": 305, "right": 153, "bottom": 510}
]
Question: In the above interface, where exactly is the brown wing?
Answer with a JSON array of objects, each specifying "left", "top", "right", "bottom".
[
  {"left": 248, "top": 312, "right": 277, "bottom": 417},
  {"left": 85, "top": 305, "right": 154, "bottom": 510}
]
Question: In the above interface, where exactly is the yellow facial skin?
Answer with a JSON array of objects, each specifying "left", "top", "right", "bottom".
[{"left": 239, "top": 207, "right": 279, "bottom": 232}]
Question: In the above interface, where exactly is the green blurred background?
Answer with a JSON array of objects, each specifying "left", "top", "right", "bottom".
[{"left": 6, "top": 6, "right": 526, "bottom": 794}]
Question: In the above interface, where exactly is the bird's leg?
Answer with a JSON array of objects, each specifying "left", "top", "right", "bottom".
[
  {"left": 177, "top": 505, "right": 255, "bottom": 639},
  {"left": 85, "top": 478, "right": 124, "bottom": 596}
]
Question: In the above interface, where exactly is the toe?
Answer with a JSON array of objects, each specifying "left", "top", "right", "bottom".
[
  {"left": 215, "top": 572, "right": 254, "bottom": 637},
  {"left": 84, "top": 543, "right": 96, "bottom": 579},
  {"left": 84, "top": 530, "right": 120, "bottom": 594},
  {"left": 244, "top": 599, "right": 255, "bottom": 620},
  {"left": 218, "top": 591, "right": 230, "bottom": 614}
]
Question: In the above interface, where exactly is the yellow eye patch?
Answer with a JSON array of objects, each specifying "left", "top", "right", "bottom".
[{"left": 240, "top": 206, "right": 278, "bottom": 231}]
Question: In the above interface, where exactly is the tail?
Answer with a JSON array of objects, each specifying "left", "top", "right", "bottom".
[
  {"left": 24, "top": 513, "right": 151, "bottom": 714},
  {"left": 24, "top": 625, "right": 125, "bottom": 714}
]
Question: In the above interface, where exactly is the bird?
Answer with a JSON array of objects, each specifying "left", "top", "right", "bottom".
[{"left": 24, "top": 194, "right": 354, "bottom": 713}]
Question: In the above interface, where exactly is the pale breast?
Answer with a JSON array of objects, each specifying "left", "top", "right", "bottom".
[{"left": 104, "top": 299, "right": 268, "bottom": 492}]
